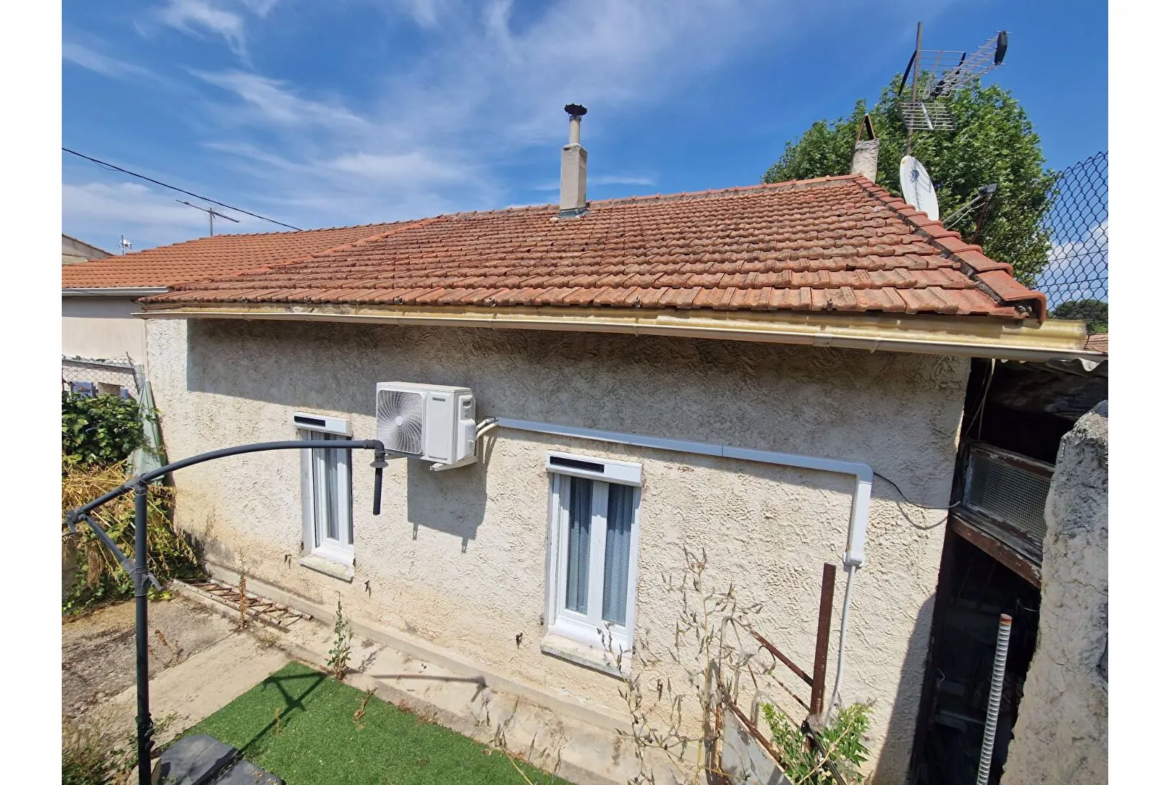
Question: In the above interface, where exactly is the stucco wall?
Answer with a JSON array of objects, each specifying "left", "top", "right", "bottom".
[
  {"left": 62, "top": 297, "right": 146, "bottom": 362},
  {"left": 1001, "top": 401, "right": 1108, "bottom": 785},
  {"left": 146, "top": 317, "right": 968, "bottom": 783}
]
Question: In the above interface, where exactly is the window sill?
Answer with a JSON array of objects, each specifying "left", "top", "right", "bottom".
[
  {"left": 299, "top": 554, "right": 354, "bottom": 583},
  {"left": 540, "top": 632, "right": 629, "bottom": 680}
]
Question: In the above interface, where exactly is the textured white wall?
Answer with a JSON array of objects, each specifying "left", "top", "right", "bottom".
[
  {"left": 62, "top": 297, "right": 146, "bottom": 362},
  {"left": 146, "top": 317, "right": 968, "bottom": 783},
  {"left": 1001, "top": 402, "right": 1108, "bottom": 785}
]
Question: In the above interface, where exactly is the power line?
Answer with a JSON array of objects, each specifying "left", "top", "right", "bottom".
[{"left": 62, "top": 147, "right": 302, "bottom": 231}]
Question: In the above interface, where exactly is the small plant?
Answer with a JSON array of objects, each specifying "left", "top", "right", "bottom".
[
  {"left": 235, "top": 575, "right": 249, "bottom": 630},
  {"left": 353, "top": 688, "right": 375, "bottom": 729},
  {"left": 62, "top": 712, "right": 180, "bottom": 784},
  {"left": 762, "top": 701, "right": 873, "bottom": 785},
  {"left": 327, "top": 598, "right": 353, "bottom": 680}
]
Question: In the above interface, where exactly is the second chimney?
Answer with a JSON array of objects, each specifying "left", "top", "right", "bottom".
[
  {"left": 850, "top": 113, "right": 879, "bottom": 183},
  {"left": 559, "top": 104, "right": 588, "bottom": 218}
]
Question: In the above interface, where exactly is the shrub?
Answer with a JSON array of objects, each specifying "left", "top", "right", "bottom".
[
  {"left": 61, "top": 458, "right": 200, "bottom": 613},
  {"left": 62, "top": 392, "right": 146, "bottom": 465},
  {"left": 762, "top": 701, "right": 873, "bottom": 785}
]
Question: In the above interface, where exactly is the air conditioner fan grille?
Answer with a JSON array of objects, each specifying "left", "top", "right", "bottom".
[{"left": 377, "top": 389, "right": 425, "bottom": 455}]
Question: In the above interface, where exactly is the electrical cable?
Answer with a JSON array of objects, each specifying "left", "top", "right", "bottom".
[{"left": 62, "top": 147, "right": 302, "bottom": 231}]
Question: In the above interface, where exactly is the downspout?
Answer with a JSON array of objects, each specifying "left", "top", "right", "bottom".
[{"left": 489, "top": 418, "right": 872, "bottom": 716}]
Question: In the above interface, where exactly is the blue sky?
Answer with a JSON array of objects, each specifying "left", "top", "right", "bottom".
[{"left": 62, "top": 0, "right": 1107, "bottom": 252}]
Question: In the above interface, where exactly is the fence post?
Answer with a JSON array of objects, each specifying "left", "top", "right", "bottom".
[{"left": 810, "top": 562, "right": 837, "bottom": 717}]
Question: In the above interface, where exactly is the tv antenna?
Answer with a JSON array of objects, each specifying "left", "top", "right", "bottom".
[
  {"left": 898, "top": 22, "right": 1009, "bottom": 153},
  {"left": 943, "top": 183, "right": 998, "bottom": 242},
  {"left": 119, "top": 235, "right": 133, "bottom": 254},
  {"left": 177, "top": 199, "right": 240, "bottom": 236}
]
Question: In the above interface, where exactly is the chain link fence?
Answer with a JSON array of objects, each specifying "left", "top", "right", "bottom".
[
  {"left": 62, "top": 357, "right": 140, "bottom": 398},
  {"left": 1035, "top": 152, "right": 1108, "bottom": 330}
]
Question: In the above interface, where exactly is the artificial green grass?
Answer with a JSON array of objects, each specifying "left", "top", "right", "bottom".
[{"left": 184, "top": 661, "right": 569, "bottom": 785}]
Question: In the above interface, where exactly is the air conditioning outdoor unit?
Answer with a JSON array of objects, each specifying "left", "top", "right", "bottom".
[{"left": 375, "top": 382, "right": 477, "bottom": 468}]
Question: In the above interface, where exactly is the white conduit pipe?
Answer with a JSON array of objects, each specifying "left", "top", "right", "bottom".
[
  {"left": 827, "top": 563, "right": 857, "bottom": 715},
  {"left": 490, "top": 417, "right": 873, "bottom": 716},
  {"left": 976, "top": 614, "right": 1013, "bottom": 785}
]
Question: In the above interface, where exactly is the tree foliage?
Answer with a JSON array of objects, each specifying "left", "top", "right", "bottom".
[
  {"left": 1052, "top": 298, "right": 1108, "bottom": 334},
  {"left": 62, "top": 392, "right": 145, "bottom": 465},
  {"left": 764, "top": 76, "right": 1056, "bottom": 286}
]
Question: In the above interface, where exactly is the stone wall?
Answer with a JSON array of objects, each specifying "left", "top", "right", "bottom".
[{"left": 1001, "top": 401, "right": 1108, "bottom": 785}]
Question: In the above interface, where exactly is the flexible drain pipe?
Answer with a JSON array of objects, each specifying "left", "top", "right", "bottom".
[
  {"left": 976, "top": 614, "right": 1013, "bottom": 785},
  {"left": 489, "top": 417, "right": 872, "bottom": 715}
]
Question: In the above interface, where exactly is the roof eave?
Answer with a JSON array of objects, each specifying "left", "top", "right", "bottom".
[
  {"left": 135, "top": 302, "right": 1096, "bottom": 363},
  {"left": 64, "top": 287, "right": 170, "bottom": 297}
]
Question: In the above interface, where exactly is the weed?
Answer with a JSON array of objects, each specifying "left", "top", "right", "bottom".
[
  {"left": 326, "top": 598, "right": 353, "bottom": 681},
  {"left": 354, "top": 688, "right": 375, "bottom": 729}
]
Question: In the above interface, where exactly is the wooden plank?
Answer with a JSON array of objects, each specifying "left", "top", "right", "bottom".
[{"left": 951, "top": 514, "right": 1042, "bottom": 588}]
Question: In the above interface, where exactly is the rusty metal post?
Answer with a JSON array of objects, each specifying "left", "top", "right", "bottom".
[{"left": 810, "top": 562, "right": 837, "bottom": 717}]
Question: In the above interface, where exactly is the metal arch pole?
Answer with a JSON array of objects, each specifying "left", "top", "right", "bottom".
[
  {"left": 133, "top": 481, "right": 153, "bottom": 785},
  {"left": 65, "top": 439, "right": 388, "bottom": 782},
  {"left": 907, "top": 21, "right": 923, "bottom": 157}
]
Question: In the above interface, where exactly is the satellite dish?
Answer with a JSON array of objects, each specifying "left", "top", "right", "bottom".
[{"left": 900, "top": 156, "right": 940, "bottom": 221}]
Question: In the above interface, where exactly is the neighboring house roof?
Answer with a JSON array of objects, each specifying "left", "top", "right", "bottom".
[
  {"left": 146, "top": 175, "right": 1046, "bottom": 321},
  {"left": 62, "top": 234, "right": 113, "bottom": 265},
  {"left": 61, "top": 222, "right": 408, "bottom": 290},
  {"left": 1085, "top": 333, "right": 1108, "bottom": 354}
]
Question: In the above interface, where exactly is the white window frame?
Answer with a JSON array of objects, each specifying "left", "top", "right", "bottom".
[
  {"left": 296, "top": 412, "right": 353, "bottom": 567},
  {"left": 545, "top": 453, "right": 642, "bottom": 654}
]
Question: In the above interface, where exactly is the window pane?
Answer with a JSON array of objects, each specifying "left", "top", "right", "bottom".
[
  {"left": 324, "top": 435, "right": 340, "bottom": 542},
  {"left": 602, "top": 484, "right": 634, "bottom": 624},
  {"left": 309, "top": 436, "right": 324, "bottom": 547},
  {"left": 565, "top": 477, "right": 592, "bottom": 614}
]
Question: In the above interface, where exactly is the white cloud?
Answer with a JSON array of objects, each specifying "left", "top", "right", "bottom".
[
  {"left": 150, "top": 0, "right": 278, "bottom": 58},
  {"left": 73, "top": 0, "right": 905, "bottom": 247},
  {"left": 62, "top": 42, "right": 151, "bottom": 79},
  {"left": 176, "top": 0, "right": 796, "bottom": 228},
  {"left": 1037, "top": 219, "right": 1109, "bottom": 305},
  {"left": 531, "top": 174, "right": 656, "bottom": 192},
  {"left": 193, "top": 70, "right": 369, "bottom": 129}
]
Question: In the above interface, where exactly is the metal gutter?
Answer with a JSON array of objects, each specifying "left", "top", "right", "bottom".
[
  {"left": 64, "top": 287, "right": 170, "bottom": 297},
  {"left": 136, "top": 302, "right": 1097, "bottom": 362}
]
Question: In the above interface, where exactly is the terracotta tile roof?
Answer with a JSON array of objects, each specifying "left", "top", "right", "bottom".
[
  {"left": 146, "top": 174, "right": 1047, "bottom": 321},
  {"left": 61, "top": 222, "right": 413, "bottom": 289},
  {"left": 1085, "top": 333, "right": 1108, "bottom": 354}
]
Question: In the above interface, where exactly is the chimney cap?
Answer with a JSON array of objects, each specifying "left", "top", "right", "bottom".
[{"left": 564, "top": 104, "right": 588, "bottom": 118}]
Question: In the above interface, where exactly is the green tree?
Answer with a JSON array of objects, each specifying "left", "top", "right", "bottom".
[
  {"left": 1052, "top": 298, "right": 1107, "bottom": 333},
  {"left": 764, "top": 76, "right": 1056, "bottom": 286}
]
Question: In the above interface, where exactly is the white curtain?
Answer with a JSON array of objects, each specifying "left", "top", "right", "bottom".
[
  {"left": 565, "top": 477, "right": 592, "bottom": 613},
  {"left": 602, "top": 484, "right": 633, "bottom": 624}
]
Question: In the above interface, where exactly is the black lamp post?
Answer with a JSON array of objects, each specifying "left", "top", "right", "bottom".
[{"left": 65, "top": 439, "right": 389, "bottom": 785}]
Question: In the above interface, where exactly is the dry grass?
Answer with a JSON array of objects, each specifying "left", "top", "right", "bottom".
[{"left": 61, "top": 458, "right": 199, "bottom": 611}]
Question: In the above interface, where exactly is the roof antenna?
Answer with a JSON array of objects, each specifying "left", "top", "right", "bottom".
[
  {"left": 177, "top": 199, "right": 240, "bottom": 237},
  {"left": 897, "top": 22, "right": 1010, "bottom": 155},
  {"left": 119, "top": 235, "right": 133, "bottom": 255}
]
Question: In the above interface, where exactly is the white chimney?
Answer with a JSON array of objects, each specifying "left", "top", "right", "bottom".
[
  {"left": 559, "top": 104, "right": 588, "bottom": 217},
  {"left": 850, "top": 113, "right": 879, "bottom": 183}
]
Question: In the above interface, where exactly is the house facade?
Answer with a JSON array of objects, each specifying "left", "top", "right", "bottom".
[{"left": 135, "top": 161, "right": 1094, "bottom": 782}]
